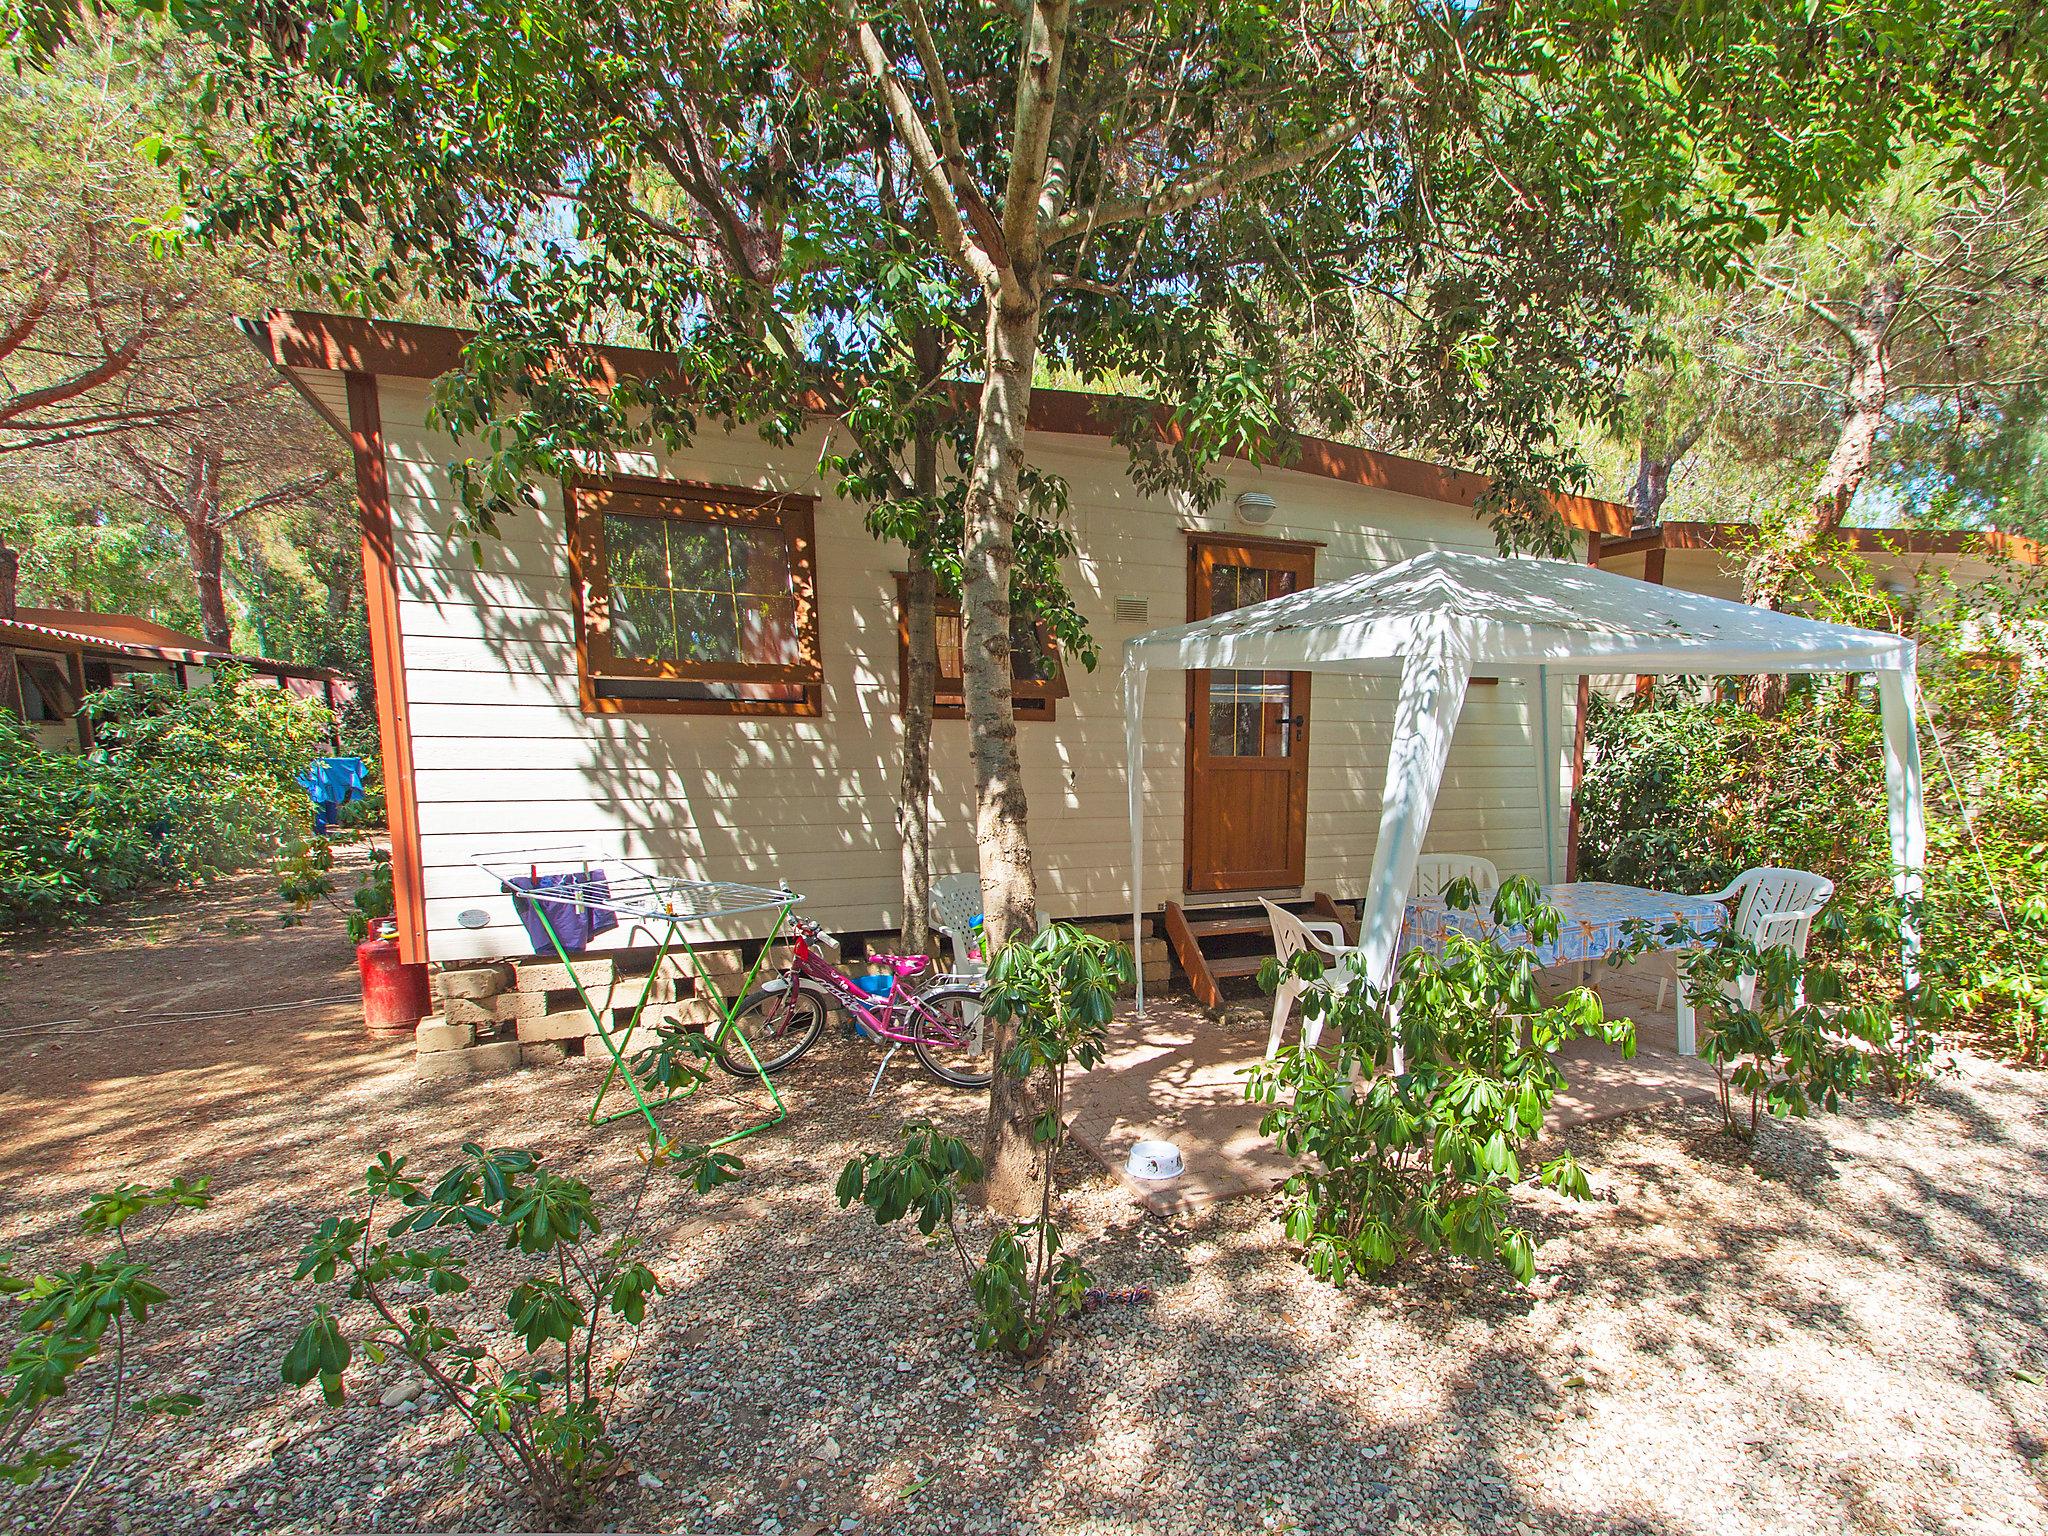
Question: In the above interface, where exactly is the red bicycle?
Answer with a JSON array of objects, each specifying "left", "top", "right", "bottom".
[{"left": 713, "top": 917, "right": 991, "bottom": 1089}]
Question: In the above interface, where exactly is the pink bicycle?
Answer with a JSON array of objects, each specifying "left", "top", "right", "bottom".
[{"left": 713, "top": 916, "right": 992, "bottom": 1089}]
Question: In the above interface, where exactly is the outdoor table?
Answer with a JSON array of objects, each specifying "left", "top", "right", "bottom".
[{"left": 1398, "top": 881, "right": 1725, "bottom": 1055}]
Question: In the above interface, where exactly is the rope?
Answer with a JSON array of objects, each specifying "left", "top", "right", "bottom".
[
  {"left": 0, "top": 993, "right": 360, "bottom": 1042},
  {"left": 1921, "top": 711, "right": 2015, "bottom": 937}
]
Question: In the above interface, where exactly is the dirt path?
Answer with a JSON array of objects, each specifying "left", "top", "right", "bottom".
[{"left": 2, "top": 868, "right": 2046, "bottom": 1536}]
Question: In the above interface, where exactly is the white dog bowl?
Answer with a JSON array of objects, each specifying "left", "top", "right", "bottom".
[{"left": 1125, "top": 1139, "right": 1184, "bottom": 1181}]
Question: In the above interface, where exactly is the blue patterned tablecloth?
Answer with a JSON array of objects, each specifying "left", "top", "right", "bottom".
[{"left": 1398, "top": 882, "right": 1725, "bottom": 967}]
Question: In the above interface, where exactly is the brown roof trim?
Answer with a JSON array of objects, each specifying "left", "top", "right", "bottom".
[
  {"left": 1638, "top": 520, "right": 2045, "bottom": 567},
  {"left": 245, "top": 309, "right": 1635, "bottom": 537},
  {"left": 0, "top": 612, "right": 343, "bottom": 679},
  {"left": 18, "top": 607, "right": 209, "bottom": 650}
]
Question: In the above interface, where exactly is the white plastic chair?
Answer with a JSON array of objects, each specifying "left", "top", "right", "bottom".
[
  {"left": 928, "top": 872, "right": 985, "bottom": 978},
  {"left": 1663, "top": 866, "right": 1835, "bottom": 1044},
  {"left": 1410, "top": 854, "right": 1501, "bottom": 902},
  {"left": 1259, "top": 898, "right": 1355, "bottom": 1058}
]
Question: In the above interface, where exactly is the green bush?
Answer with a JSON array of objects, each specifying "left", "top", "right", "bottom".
[
  {"left": 2, "top": 1179, "right": 212, "bottom": 1516},
  {"left": 1578, "top": 555, "right": 2048, "bottom": 1062},
  {"left": 0, "top": 667, "right": 329, "bottom": 924},
  {"left": 282, "top": 1141, "right": 738, "bottom": 1526},
  {"left": 1247, "top": 879, "right": 1634, "bottom": 1286}
]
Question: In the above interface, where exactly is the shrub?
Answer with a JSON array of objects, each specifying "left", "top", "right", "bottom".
[
  {"left": 1677, "top": 893, "right": 1953, "bottom": 1139},
  {"left": 1578, "top": 552, "right": 2048, "bottom": 1064},
  {"left": 0, "top": 667, "right": 330, "bottom": 924},
  {"left": 279, "top": 838, "right": 396, "bottom": 942},
  {"left": 1246, "top": 879, "right": 1634, "bottom": 1286},
  {"left": 1, "top": 1179, "right": 212, "bottom": 1520},
  {"left": 281, "top": 1141, "right": 737, "bottom": 1526},
  {"left": 838, "top": 924, "right": 1127, "bottom": 1360}
]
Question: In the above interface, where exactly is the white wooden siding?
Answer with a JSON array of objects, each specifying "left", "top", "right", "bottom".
[{"left": 359, "top": 376, "right": 1576, "bottom": 963}]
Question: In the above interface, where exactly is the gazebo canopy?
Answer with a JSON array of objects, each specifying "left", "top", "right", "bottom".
[
  {"left": 1121, "top": 551, "right": 1925, "bottom": 1009},
  {"left": 1123, "top": 549, "right": 1916, "bottom": 677}
]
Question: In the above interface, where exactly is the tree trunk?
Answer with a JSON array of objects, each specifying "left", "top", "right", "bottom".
[
  {"left": 1743, "top": 275, "right": 1902, "bottom": 712},
  {"left": 1746, "top": 276, "right": 1903, "bottom": 612},
  {"left": 966, "top": 285, "right": 1049, "bottom": 1218},
  {"left": 178, "top": 444, "right": 232, "bottom": 649},
  {"left": 0, "top": 536, "right": 20, "bottom": 720},
  {"left": 896, "top": 429, "right": 940, "bottom": 956},
  {"left": 184, "top": 515, "right": 231, "bottom": 650},
  {"left": 1629, "top": 407, "right": 1705, "bottom": 530}
]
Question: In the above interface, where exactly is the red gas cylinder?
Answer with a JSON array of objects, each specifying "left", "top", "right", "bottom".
[{"left": 357, "top": 919, "right": 432, "bottom": 1038}]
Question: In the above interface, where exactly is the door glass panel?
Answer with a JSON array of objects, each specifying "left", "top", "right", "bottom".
[{"left": 1204, "top": 562, "right": 1298, "bottom": 757}]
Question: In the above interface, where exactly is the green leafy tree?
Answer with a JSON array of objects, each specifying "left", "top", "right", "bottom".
[
  {"left": 0, "top": 14, "right": 346, "bottom": 649},
  {"left": 1, "top": 1178, "right": 211, "bottom": 1528},
  {"left": 46, "top": 0, "right": 2046, "bottom": 1215},
  {"left": 1248, "top": 879, "right": 1634, "bottom": 1285},
  {"left": 0, "top": 665, "right": 329, "bottom": 923},
  {"left": 1579, "top": 549, "right": 2048, "bottom": 1065}
]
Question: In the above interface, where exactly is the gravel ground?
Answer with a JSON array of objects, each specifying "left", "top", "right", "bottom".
[{"left": 2, "top": 862, "right": 2045, "bottom": 1535}]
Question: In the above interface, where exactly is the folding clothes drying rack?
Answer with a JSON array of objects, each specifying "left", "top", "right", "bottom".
[{"left": 472, "top": 846, "right": 803, "bottom": 1151}]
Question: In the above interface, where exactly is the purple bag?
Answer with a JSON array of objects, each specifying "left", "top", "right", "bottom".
[{"left": 507, "top": 870, "right": 620, "bottom": 955}]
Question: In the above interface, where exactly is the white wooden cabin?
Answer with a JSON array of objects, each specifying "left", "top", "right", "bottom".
[{"left": 249, "top": 310, "right": 1645, "bottom": 967}]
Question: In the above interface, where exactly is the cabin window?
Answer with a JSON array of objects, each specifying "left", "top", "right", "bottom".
[
  {"left": 568, "top": 475, "right": 822, "bottom": 716},
  {"left": 14, "top": 655, "right": 78, "bottom": 722},
  {"left": 893, "top": 574, "right": 1065, "bottom": 721}
]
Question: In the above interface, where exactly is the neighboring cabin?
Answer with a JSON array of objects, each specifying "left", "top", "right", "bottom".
[
  {"left": 245, "top": 310, "right": 2021, "bottom": 971},
  {"left": 0, "top": 594, "right": 349, "bottom": 754},
  {"left": 1598, "top": 522, "right": 2044, "bottom": 605}
]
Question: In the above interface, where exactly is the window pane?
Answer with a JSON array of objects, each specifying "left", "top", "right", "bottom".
[
  {"left": 671, "top": 586, "right": 740, "bottom": 664},
  {"left": 605, "top": 513, "right": 669, "bottom": 589},
  {"left": 737, "top": 595, "right": 799, "bottom": 665},
  {"left": 934, "top": 611, "right": 965, "bottom": 684},
  {"left": 1009, "top": 613, "right": 1053, "bottom": 685},
  {"left": 609, "top": 584, "right": 678, "bottom": 662}
]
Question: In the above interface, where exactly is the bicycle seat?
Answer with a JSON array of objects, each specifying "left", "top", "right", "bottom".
[{"left": 868, "top": 954, "right": 931, "bottom": 980}]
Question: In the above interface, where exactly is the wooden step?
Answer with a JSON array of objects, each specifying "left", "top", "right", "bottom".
[
  {"left": 1180, "top": 913, "right": 1271, "bottom": 939},
  {"left": 1161, "top": 900, "right": 1284, "bottom": 1008},
  {"left": 1160, "top": 901, "right": 1220, "bottom": 1009}
]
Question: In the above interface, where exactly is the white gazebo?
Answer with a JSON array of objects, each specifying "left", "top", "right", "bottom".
[{"left": 1121, "top": 550, "right": 1925, "bottom": 1011}]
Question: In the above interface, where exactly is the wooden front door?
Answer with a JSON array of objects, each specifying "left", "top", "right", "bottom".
[{"left": 1184, "top": 536, "right": 1314, "bottom": 892}]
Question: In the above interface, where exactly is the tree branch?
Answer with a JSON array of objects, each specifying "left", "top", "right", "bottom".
[
  {"left": 840, "top": 3, "right": 1004, "bottom": 293},
  {"left": 901, "top": 0, "right": 1008, "bottom": 258},
  {"left": 1048, "top": 111, "right": 1362, "bottom": 245}
]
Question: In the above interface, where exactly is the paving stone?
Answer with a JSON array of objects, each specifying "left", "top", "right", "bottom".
[
  {"left": 415, "top": 1039, "right": 521, "bottom": 1082},
  {"left": 443, "top": 996, "right": 497, "bottom": 1028},
  {"left": 512, "top": 957, "right": 615, "bottom": 993}
]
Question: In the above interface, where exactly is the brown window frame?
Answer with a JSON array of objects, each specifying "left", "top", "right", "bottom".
[
  {"left": 567, "top": 473, "right": 823, "bottom": 717},
  {"left": 893, "top": 573, "right": 1066, "bottom": 721}
]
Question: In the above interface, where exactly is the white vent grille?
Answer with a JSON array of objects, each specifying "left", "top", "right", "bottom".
[{"left": 1113, "top": 595, "right": 1149, "bottom": 624}]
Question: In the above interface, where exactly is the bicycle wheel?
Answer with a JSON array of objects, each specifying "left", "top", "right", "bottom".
[
  {"left": 714, "top": 981, "right": 829, "bottom": 1076},
  {"left": 910, "top": 984, "right": 995, "bottom": 1088}
]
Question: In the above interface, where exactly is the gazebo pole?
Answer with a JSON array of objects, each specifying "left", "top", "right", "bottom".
[
  {"left": 1325, "top": 644, "right": 1474, "bottom": 1050},
  {"left": 1124, "top": 657, "right": 1150, "bottom": 1014},
  {"left": 1532, "top": 665, "right": 1559, "bottom": 884},
  {"left": 1876, "top": 664, "right": 1927, "bottom": 992}
]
